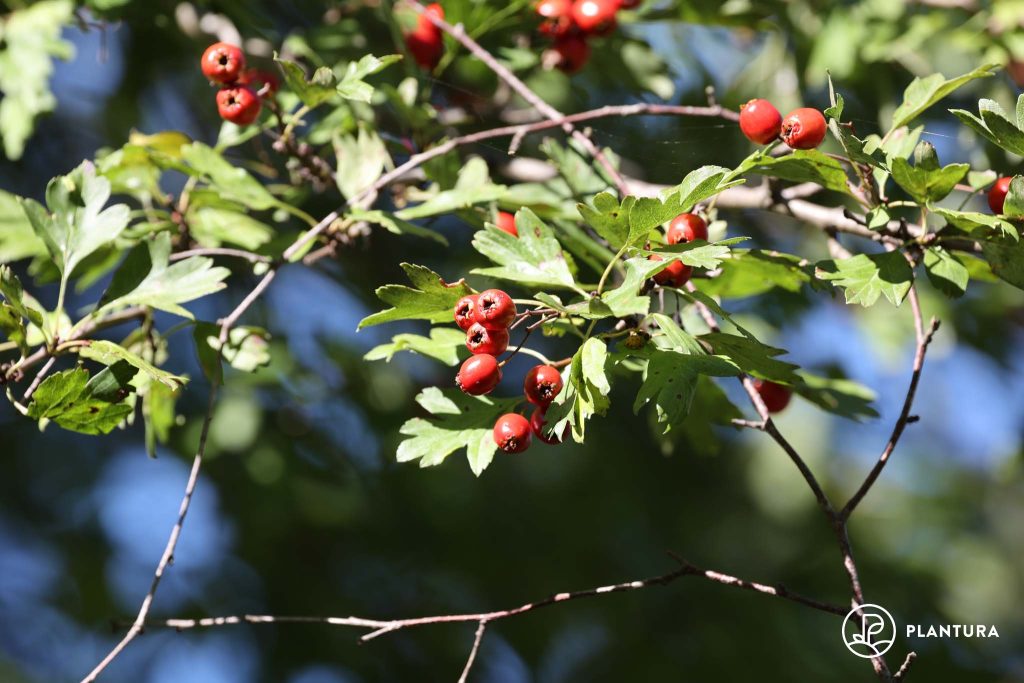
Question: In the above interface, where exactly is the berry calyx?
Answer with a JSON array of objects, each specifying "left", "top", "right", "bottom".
[
  {"left": 201, "top": 42, "right": 246, "bottom": 84},
  {"left": 524, "top": 365, "right": 564, "bottom": 406},
  {"left": 551, "top": 35, "right": 590, "bottom": 73},
  {"left": 536, "top": 0, "right": 574, "bottom": 37},
  {"left": 649, "top": 254, "right": 692, "bottom": 288},
  {"left": 454, "top": 294, "right": 479, "bottom": 331},
  {"left": 988, "top": 176, "right": 1012, "bottom": 214},
  {"left": 530, "top": 407, "right": 566, "bottom": 445},
  {"left": 496, "top": 211, "right": 519, "bottom": 237},
  {"left": 238, "top": 69, "right": 280, "bottom": 98},
  {"left": 571, "top": 0, "right": 618, "bottom": 35},
  {"left": 494, "top": 413, "right": 532, "bottom": 453},
  {"left": 466, "top": 323, "right": 510, "bottom": 356},
  {"left": 456, "top": 354, "right": 502, "bottom": 396},
  {"left": 666, "top": 213, "right": 708, "bottom": 244},
  {"left": 753, "top": 379, "right": 792, "bottom": 414},
  {"left": 739, "top": 98, "right": 783, "bottom": 145},
  {"left": 216, "top": 86, "right": 262, "bottom": 126},
  {"left": 780, "top": 108, "right": 827, "bottom": 150},
  {"left": 475, "top": 289, "right": 517, "bottom": 329}
]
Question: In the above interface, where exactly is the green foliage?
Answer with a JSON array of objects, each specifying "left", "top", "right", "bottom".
[
  {"left": 365, "top": 328, "right": 467, "bottom": 366},
  {"left": 817, "top": 252, "right": 915, "bottom": 307},
  {"left": 359, "top": 263, "right": 474, "bottom": 329},
  {"left": 888, "top": 63, "right": 998, "bottom": 132},
  {"left": 471, "top": 210, "right": 581, "bottom": 292},
  {"left": 26, "top": 366, "right": 134, "bottom": 435}
]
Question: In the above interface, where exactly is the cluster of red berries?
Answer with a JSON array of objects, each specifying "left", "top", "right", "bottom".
[
  {"left": 404, "top": 3, "right": 445, "bottom": 70},
  {"left": 536, "top": 0, "right": 640, "bottom": 73},
  {"left": 647, "top": 212, "right": 708, "bottom": 288},
  {"left": 738, "top": 99, "right": 826, "bottom": 150},
  {"left": 453, "top": 290, "right": 566, "bottom": 453},
  {"left": 201, "top": 42, "right": 278, "bottom": 126}
]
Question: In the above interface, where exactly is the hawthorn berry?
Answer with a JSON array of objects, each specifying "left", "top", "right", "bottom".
[
  {"left": 216, "top": 86, "right": 262, "bottom": 126},
  {"left": 530, "top": 407, "right": 566, "bottom": 445},
  {"left": 454, "top": 294, "right": 479, "bottom": 331},
  {"left": 493, "top": 413, "right": 532, "bottom": 453},
  {"left": 496, "top": 211, "right": 519, "bottom": 237},
  {"left": 666, "top": 213, "right": 708, "bottom": 244},
  {"left": 571, "top": 0, "right": 618, "bottom": 35},
  {"left": 406, "top": 3, "right": 445, "bottom": 70},
  {"left": 456, "top": 354, "right": 502, "bottom": 396},
  {"left": 551, "top": 35, "right": 590, "bottom": 73},
  {"left": 754, "top": 379, "right": 792, "bottom": 414},
  {"left": 649, "top": 254, "right": 692, "bottom": 288},
  {"left": 238, "top": 69, "right": 280, "bottom": 98},
  {"left": 466, "top": 322, "right": 510, "bottom": 356},
  {"left": 475, "top": 289, "right": 517, "bottom": 329},
  {"left": 739, "top": 98, "right": 783, "bottom": 145},
  {"left": 537, "top": 0, "right": 574, "bottom": 38},
  {"left": 988, "top": 176, "right": 1012, "bottom": 214},
  {"left": 201, "top": 42, "right": 246, "bottom": 84},
  {"left": 780, "top": 108, "right": 827, "bottom": 150},
  {"left": 524, "top": 365, "right": 564, "bottom": 406}
]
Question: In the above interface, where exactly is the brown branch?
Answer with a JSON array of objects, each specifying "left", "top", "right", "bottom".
[
  {"left": 893, "top": 652, "right": 918, "bottom": 681},
  {"left": 170, "top": 247, "right": 272, "bottom": 264},
  {"left": 841, "top": 287, "right": 941, "bottom": 519},
  {"left": 80, "top": 381, "right": 220, "bottom": 683},
  {"left": 458, "top": 621, "right": 487, "bottom": 683}
]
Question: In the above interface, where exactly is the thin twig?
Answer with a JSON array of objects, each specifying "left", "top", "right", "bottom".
[
  {"left": 170, "top": 248, "right": 272, "bottom": 264},
  {"left": 22, "top": 356, "right": 56, "bottom": 402},
  {"left": 458, "top": 621, "right": 487, "bottom": 683}
]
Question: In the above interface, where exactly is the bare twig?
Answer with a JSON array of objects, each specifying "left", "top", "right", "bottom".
[
  {"left": 22, "top": 356, "right": 56, "bottom": 402},
  {"left": 458, "top": 621, "right": 487, "bottom": 683},
  {"left": 170, "top": 247, "right": 272, "bottom": 264}
]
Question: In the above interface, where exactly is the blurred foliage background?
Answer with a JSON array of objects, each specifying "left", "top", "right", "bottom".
[{"left": 2, "top": 0, "right": 1024, "bottom": 681}]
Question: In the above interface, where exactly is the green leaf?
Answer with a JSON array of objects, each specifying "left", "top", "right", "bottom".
[
  {"left": 207, "top": 326, "right": 271, "bottom": 373},
  {"left": 734, "top": 150, "right": 852, "bottom": 195},
  {"left": 396, "top": 157, "right": 506, "bottom": 219},
  {"left": 932, "top": 207, "right": 1018, "bottom": 240},
  {"left": 1001, "top": 176, "right": 1024, "bottom": 219},
  {"left": 359, "top": 263, "right": 474, "bottom": 329},
  {"left": 471, "top": 209, "right": 579, "bottom": 292},
  {"left": 0, "top": 303, "right": 28, "bottom": 353},
  {"left": 794, "top": 371, "right": 878, "bottom": 421},
  {"left": 543, "top": 338, "right": 610, "bottom": 443},
  {"left": 0, "top": 0, "right": 74, "bottom": 159},
  {"left": 98, "top": 232, "right": 230, "bottom": 318},
  {"left": 142, "top": 380, "right": 178, "bottom": 458},
  {"left": 632, "top": 346, "right": 740, "bottom": 433},
  {"left": 981, "top": 236, "right": 1024, "bottom": 291},
  {"left": 649, "top": 313, "right": 705, "bottom": 355},
  {"left": 0, "top": 189, "right": 46, "bottom": 261},
  {"left": 889, "top": 64, "right": 998, "bottom": 132},
  {"left": 0, "top": 265, "right": 43, "bottom": 327},
  {"left": 192, "top": 321, "right": 222, "bottom": 384},
  {"left": 699, "top": 332, "right": 800, "bottom": 383},
  {"left": 541, "top": 138, "right": 610, "bottom": 195},
  {"left": 349, "top": 208, "right": 447, "bottom": 245},
  {"left": 699, "top": 250, "right": 812, "bottom": 298},
  {"left": 181, "top": 142, "right": 279, "bottom": 211},
  {"left": 816, "top": 251, "right": 914, "bottom": 307},
  {"left": 334, "top": 127, "right": 390, "bottom": 200},
  {"left": 26, "top": 366, "right": 133, "bottom": 435},
  {"left": 274, "top": 57, "right": 339, "bottom": 107},
  {"left": 77, "top": 339, "right": 185, "bottom": 388},
  {"left": 651, "top": 237, "right": 746, "bottom": 269},
  {"left": 890, "top": 143, "right": 968, "bottom": 203},
  {"left": 20, "top": 165, "right": 130, "bottom": 280},
  {"left": 950, "top": 101, "right": 1024, "bottom": 157},
  {"left": 628, "top": 166, "right": 742, "bottom": 243},
  {"left": 577, "top": 192, "right": 636, "bottom": 250},
  {"left": 396, "top": 387, "right": 519, "bottom": 475},
  {"left": 365, "top": 327, "right": 466, "bottom": 366},
  {"left": 923, "top": 246, "right": 969, "bottom": 298},
  {"left": 187, "top": 207, "right": 274, "bottom": 251},
  {"left": 336, "top": 54, "right": 402, "bottom": 103}
]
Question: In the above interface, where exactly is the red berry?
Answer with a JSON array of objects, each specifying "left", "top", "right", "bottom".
[
  {"left": 739, "top": 98, "right": 783, "bottom": 145},
  {"left": 530, "top": 407, "right": 566, "bottom": 445},
  {"left": 619, "top": 0, "right": 641, "bottom": 7},
  {"left": 571, "top": 0, "right": 618, "bottom": 35},
  {"left": 216, "top": 86, "right": 261, "bottom": 126},
  {"left": 754, "top": 379, "right": 792, "bottom": 414},
  {"left": 475, "top": 289, "right": 517, "bottom": 329},
  {"left": 551, "top": 35, "right": 590, "bottom": 73},
  {"left": 537, "top": 0, "right": 574, "bottom": 37},
  {"left": 988, "top": 176, "right": 1012, "bottom": 214},
  {"left": 456, "top": 354, "right": 502, "bottom": 396},
  {"left": 524, "top": 365, "right": 564, "bottom": 406},
  {"left": 201, "top": 42, "right": 246, "bottom": 84},
  {"left": 666, "top": 213, "right": 708, "bottom": 244},
  {"left": 466, "top": 323, "right": 510, "bottom": 356},
  {"left": 649, "top": 254, "right": 692, "bottom": 288},
  {"left": 238, "top": 69, "right": 279, "bottom": 98},
  {"left": 454, "top": 295, "right": 479, "bottom": 331},
  {"left": 406, "top": 4, "right": 445, "bottom": 70},
  {"left": 496, "top": 211, "right": 519, "bottom": 237},
  {"left": 494, "top": 413, "right": 532, "bottom": 453},
  {"left": 781, "top": 108, "right": 827, "bottom": 150}
]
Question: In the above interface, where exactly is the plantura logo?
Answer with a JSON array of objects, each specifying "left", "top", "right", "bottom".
[{"left": 842, "top": 604, "right": 897, "bottom": 658}]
